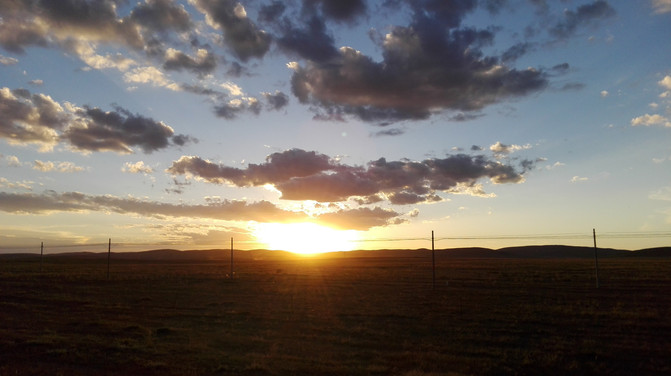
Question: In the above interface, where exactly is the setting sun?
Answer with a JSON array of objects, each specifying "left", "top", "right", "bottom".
[{"left": 253, "top": 223, "right": 360, "bottom": 255}]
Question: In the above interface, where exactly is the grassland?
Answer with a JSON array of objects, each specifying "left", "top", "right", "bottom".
[{"left": 1, "top": 250, "right": 670, "bottom": 375}]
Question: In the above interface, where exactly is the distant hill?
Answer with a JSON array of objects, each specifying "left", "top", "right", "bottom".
[{"left": 1, "top": 245, "right": 669, "bottom": 260}]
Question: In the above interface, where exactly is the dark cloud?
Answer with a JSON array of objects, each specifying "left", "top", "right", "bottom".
[
  {"left": 290, "top": 13, "right": 548, "bottom": 123},
  {"left": 258, "top": 1, "right": 286, "bottom": 24},
  {"left": 372, "top": 128, "right": 405, "bottom": 137},
  {"left": 168, "top": 148, "right": 534, "bottom": 204},
  {"left": 130, "top": 0, "right": 192, "bottom": 33},
  {"left": 0, "top": 87, "right": 194, "bottom": 153},
  {"left": 0, "top": 21, "right": 49, "bottom": 53},
  {"left": 0, "top": 87, "right": 68, "bottom": 146},
  {"left": 168, "top": 149, "right": 336, "bottom": 186},
  {"left": 64, "top": 105, "right": 192, "bottom": 154},
  {"left": 163, "top": 48, "right": 217, "bottom": 76},
  {"left": 550, "top": 1, "right": 616, "bottom": 39},
  {"left": 277, "top": 16, "right": 339, "bottom": 62},
  {"left": 263, "top": 91, "right": 290, "bottom": 111},
  {"left": 190, "top": 0, "right": 271, "bottom": 61},
  {"left": 0, "top": 190, "right": 307, "bottom": 223},
  {"left": 501, "top": 42, "right": 534, "bottom": 63},
  {"left": 306, "top": 0, "right": 367, "bottom": 22}
]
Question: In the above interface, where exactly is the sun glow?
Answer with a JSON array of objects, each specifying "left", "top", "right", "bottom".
[{"left": 253, "top": 222, "right": 360, "bottom": 255}]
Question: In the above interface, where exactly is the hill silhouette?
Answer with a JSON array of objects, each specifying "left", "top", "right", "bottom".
[{"left": 3, "top": 245, "right": 669, "bottom": 260}]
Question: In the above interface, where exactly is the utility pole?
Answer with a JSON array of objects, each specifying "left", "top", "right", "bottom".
[
  {"left": 593, "top": 229, "right": 600, "bottom": 288},
  {"left": 432, "top": 230, "right": 435, "bottom": 290},
  {"left": 107, "top": 238, "right": 111, "bottom": 281}
]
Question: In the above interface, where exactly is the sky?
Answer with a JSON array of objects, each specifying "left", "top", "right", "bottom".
[{"left": 1, "top": 0, "right": 670, "bottom": 254}]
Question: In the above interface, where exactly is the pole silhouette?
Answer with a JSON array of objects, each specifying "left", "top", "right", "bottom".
[
  {"left": 432, "top": 231, "right": 435, "bottom": 290},
  {"left": 593, "top": 229, "right": 600, "bottom": 288}
]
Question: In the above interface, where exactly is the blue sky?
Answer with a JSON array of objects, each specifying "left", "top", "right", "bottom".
[{"left": 1, "top": 0, "right": 670, "bottom": 253}]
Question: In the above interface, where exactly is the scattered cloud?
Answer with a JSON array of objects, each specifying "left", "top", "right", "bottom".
[
  {"left": 649, "top": 186, "right": 671, "bottom": 201},
  {"left": 167, "top": 148, "right": 536, "bottom": 205},
  {"left": 122, "top": 161, "right": 154, "bottom": 174},
  {"left": 190, "top": 0, "right": 271, "bottom": 61},
  {"left": 4, "top": 155, "right": 22, "bottom": 167},
  {"left": 571, "top": 176, "right": 588, "bottom": 183},
  {"left": 0, "top": 54, "right": 18, "bottom": 65},
  {"left": 600, "top": 90, "right": 609, "bottom": 97},
  {"left": 652, "top": 0, "right": 671, "bottom": 14},
  {"left": 631, "top": 75, "right": 671, "bottom": 128},
  {"left": 549, "top": 1, "right": 616, "bottom": 39},
  {"left": 0, "top": 87, "right": 195, "bottom": 153},
  {"left": 32, "top": 160, "right": 85, "bottom": 173},
  {"left": 631, "top": 114, "right": 671, "bottom": 128},
  {"left": 489, "top": 141, "right": 532, "bottom": 156},
  {"left": 0, "top": 177, "right": 33, "bottom": 191}
]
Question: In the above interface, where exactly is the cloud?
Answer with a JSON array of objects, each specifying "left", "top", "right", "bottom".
[
  {"left": 0, "top": 54, "right": 18, "bottom": 65},
  {"left": 631, "top": 114, "right": 671, "bottom": 128},
  {"left": 168, "top": 148, "right": 535, "bottom": 204},
  {"left": 571, "top": 176, "right": 588, "bottom": 183},
  {"left": 649, "top": 186, "right": 671, "bottom": 201},
  {"left": 600, "top": 90, "right": 609, "bottom": 97},
  {"left": 0, "top": 87, "right": 195, "bottom": 153},
  {"left": 64, "top": 105, "right": 195, "bottom": 154},
  {"left": 652, "top": 0, "right": 671, "bottom": 14},
  {"left": 290, "top": 16, "right": 549, "bottom": 123},
  {"left": 0, "top": 190, "right": 307, "bottom": 223},
  {"left": 659, "top": 75, "right": 671, "bottom": 93},
  {"left": 549, "top": 1, "right": 616, "bottom": 39},
  {"left": 122, "top": 161, "right": 154, "bottom": 174},
  {"left": 277, "top": 15, "right": 340, "bottom": 62},
  {"left": 5, "top": 155, "right": 22, "bottom": 167},
  {"left": 123, "top": 66, "right": 179, "bottom": 90},
  {"left": 489, "top": 141, "right": 532, "bottom": 156},
  {"left": 32, "top": 160, "right": 85, "bottom": 173},
  {"left": 190, "top": 0, "right": 271, "bottom": 61},
  {"left": 262, "top": 91, "right": 289, "bottom": 111},
  {"left": 28, "top": 79, "right": 43, "bottom": 86},
  {"left": 309, "top": 0, "right": 367, "bottom": 22},
  {"left": 129, "top": 0, "right": 193, "bottom": 33},
  {"left": 163, "top": 48, "right": 217, "bottom": 76},
  {"left": 0, "top": 177, "right": 33, "bottom": 191},
  {"left": 315, "top": 207, "right": 400, "bottom": 230},
  {"left": 0, "top": 87, "right": 67, "bottom": 149}
]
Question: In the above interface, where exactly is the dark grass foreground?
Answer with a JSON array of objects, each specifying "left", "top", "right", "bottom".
[{"left": 1, "top": 252, "right": 670, "bottom": 375}]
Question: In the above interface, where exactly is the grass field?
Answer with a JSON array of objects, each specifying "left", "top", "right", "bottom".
[{"left": 1, "top": 251, "right": 670, "bottom": 375}]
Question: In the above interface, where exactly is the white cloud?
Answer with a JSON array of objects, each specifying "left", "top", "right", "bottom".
[
  {"left": 652, "top": 0, "right": 671, "bottom": 14},
  {"left": 5, "top": 155, "right": 22, "bottom": 167},
  {"left": 570, "top": 176, "right": 588, "bottom": 183},
  {"left": 660, "top": 75, "right": 671, "bottom": 90},
  {"left": 0, "top": 55, "right": 18, "bottom": 65},
  {"left": 0, "top": 177, "right": 33, "bottom": 191},
  {"left": 123, "top": 66, "right": 179, "bottom": 91},
  {"left": 489, "top": 141, "right": 532, "bottom": 155},
  {"left": 600, "top": 90, "right": 609, "bottom": 97},
  {"left": 649, "top": 186, "right": 671, "bottom": 201},
  {"left": 631, "top": 114, "right": 671, "bottom": 127},
  {"left": 546, "top": 161, "right": 565, "bottom": 170},
  {"left": 122, "top": 161, "right": 154, "bottom": 174},
  {"left": 221, "top": 82, "right": 243, "bottom": 96},
  {"left": 33, "top": 160, "right": 86, "bottom": 173}
]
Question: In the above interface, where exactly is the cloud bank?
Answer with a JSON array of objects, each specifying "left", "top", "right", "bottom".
[{"left": 167, "top": 148, "right": 536, "bottom": 204}]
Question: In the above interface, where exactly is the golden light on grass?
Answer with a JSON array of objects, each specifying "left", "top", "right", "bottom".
[{"left": 253, "top": 222, "right": 360, "bottom": 255}]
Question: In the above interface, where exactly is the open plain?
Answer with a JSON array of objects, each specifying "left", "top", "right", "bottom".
[{"left": 1, "top": 248, "right": 670, "bottom": 375}]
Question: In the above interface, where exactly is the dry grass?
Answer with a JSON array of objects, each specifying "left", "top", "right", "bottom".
[{"left": 1, "top": 254, "right": 670, "bottom": 375}]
